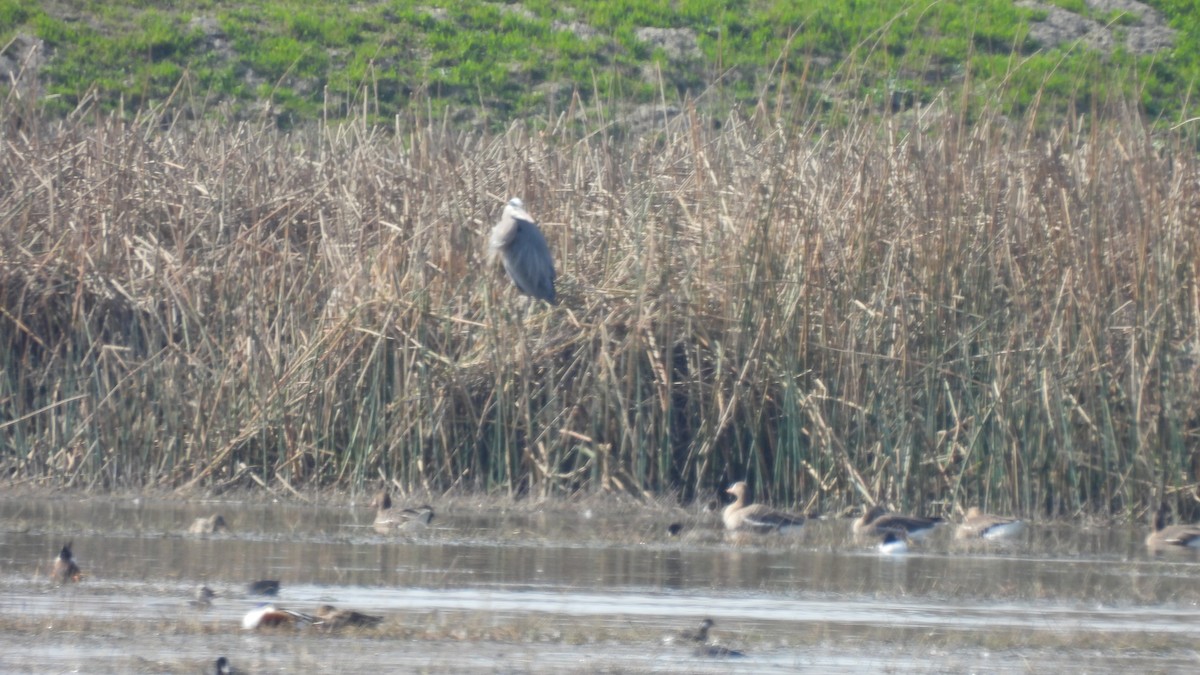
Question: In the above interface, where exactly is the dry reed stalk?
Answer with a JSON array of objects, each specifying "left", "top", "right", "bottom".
[{"left": 1, "top": 91, "right": 1198, "bottom": 518}]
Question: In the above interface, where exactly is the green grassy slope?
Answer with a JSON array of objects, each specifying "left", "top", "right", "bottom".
[{"left": 1, "top": 1, "right": 1195, "bottom": 126}]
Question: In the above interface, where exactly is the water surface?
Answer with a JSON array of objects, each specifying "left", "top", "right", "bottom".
[{"left": 2, "top": 496, "right": 1198, "bottom": 673}]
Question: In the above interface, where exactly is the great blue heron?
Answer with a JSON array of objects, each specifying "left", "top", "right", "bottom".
[{"left": 488, "top": 197, "right": 556, "bottom": 304}]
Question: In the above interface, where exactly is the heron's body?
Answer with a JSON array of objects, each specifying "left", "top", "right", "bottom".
[{"left": 489, "top": 198, "right": 556, "bottom": 303}]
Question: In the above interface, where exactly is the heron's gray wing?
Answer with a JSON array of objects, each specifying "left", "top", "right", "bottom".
[
  {"left": 502, "top": 220, "right": 557, "bottom": 303},
  {"left": 491, "top": 202, "right": 537, "bottom": 249}
]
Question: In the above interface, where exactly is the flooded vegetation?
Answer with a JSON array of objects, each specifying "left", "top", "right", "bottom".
[{"left": 3, "top": 495, "right": 1199, "bottom": 673}]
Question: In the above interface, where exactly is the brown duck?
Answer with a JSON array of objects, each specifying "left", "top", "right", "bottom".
[
  {"left": 1146, "top": 503, "right": 1200, "bottom": 550},
  {"left": 314, "top": 604, "right": 384, "bottom": 630},
  {"left": 51, "top": 542, "right": 82, "bottom": 583},
  {"left": 370, "top": 490, "right": 435, "bottom": 532}
]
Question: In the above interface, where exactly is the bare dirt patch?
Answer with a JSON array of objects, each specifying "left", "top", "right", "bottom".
[
  {"left": 1018, "top": 0, "right": 1174, "bottom": 55},
  {"left": 635, "top": 27, "right": 701, "bottom": 60}
]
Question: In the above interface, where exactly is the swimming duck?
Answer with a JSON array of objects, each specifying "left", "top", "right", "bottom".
[
  {"left": 190, "top": 585, "right": 217, "bottom": 608},
  {"left": 370, "top": 490, "right": 435, "bottom": 532},
  {"left": 241, "top": 604, "right": 316, "bottom": 630},
  {"left": 189, "top": 514, "right": 228, "bottom": 535},
  {"left": 1145, "top": 503, "right": 1200, "bottom": 550},
  {"left": 313, "top": 604, "right": 384, "bottom": 630},
  {"left": 955, "top": 507, "right": 1025, "bottom": 540},
  {"left": 246, "top": 579, "right": 280, "bottom": 596},
  {"left": 664, "top": 618, "right": 745, "bottom": 656},
  {"left": 213, "top": 656, "right": 237, "bottom": 675},
  {"left": 722, "top": 482, "right": 805, "bottom": 533},
  {"left": 51, "top": 542, "right": 82, "bottom": 583},
  {"left": 854, "top": 505, "right": 943, "bottom": 541}
]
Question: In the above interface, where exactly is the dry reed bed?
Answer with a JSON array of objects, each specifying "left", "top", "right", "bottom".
[{"left": 1, "top": 104, "right": 1198, "bottom": 518}]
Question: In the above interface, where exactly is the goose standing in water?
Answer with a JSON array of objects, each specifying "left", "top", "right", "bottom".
[{"left": 722, "top": 481, "right": 805, "bottom": 534}]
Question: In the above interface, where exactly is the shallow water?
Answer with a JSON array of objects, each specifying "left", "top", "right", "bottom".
[{"left": 2, "top": 496, "right": 1199, "bottom": 673}]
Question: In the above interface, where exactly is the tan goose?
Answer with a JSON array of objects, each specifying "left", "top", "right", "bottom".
[
  {"left": 1146, "top": 504, "right": 1200, "bottom": 551},
  {"left": 854, "top": 505, "right": 943, "bottom": 541},
  {"left": 722, "top": 482, "right": 805, "bottom": 533},
  {"left": 370, "top": 490, "right": 435, "bottom": 533},
  {"left": 955, "top": 507, "right": 1025, "bottom": 541}
]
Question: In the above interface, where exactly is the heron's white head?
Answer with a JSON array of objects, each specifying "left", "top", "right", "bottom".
[{"left": 507, "top": 197, "right": 525, "bottom": 209}]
